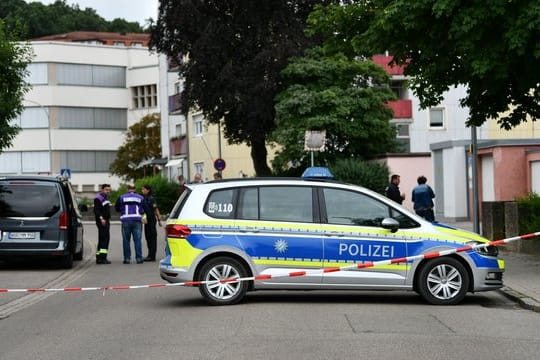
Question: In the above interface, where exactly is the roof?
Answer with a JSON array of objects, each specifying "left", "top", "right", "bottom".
[{"left": 31, "top": 31, "right": 150, "bottom": 47}]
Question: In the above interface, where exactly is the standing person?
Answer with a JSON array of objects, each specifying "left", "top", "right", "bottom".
[
  {"left": 412, "top": 175, "right": 436, "bottom": 221},
  {"left": 193, "top": 173, "right": 203, "bottom": 183},
  {"left": 94, "top": 184, "right": 112, "bottom": 264},
  {"left": 115, "top": 184, "right": 145, "bottom": 264},
  {"left": 141, "top": 184, "right": 162, "bottom": 262},
  {"left": 385, "top": 174, "right": 405, "bottom": 205}
]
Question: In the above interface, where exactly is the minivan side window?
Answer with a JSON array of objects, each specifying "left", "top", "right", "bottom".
[
  {"left": 323, "top": 188, "right": 389, "bottom": 227},
  {"left": 259, "top": 186, "right": 313, "bottom": 223}
]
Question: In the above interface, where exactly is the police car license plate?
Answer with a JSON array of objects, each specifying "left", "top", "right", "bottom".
[{"left": 8, "top": 232, "right": 38, "bottom": 240}]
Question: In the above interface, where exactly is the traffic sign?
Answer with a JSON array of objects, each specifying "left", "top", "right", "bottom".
[
  {"left": 214, "top": 158, "right": 226, "bottom": 171},
  {"left": 60, "top": 168, "right": 71, "bottom": 178}
]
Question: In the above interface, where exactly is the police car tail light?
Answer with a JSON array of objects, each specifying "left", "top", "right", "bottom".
[
  {"left": 166, "top": 224, "right": 191, "bottom": 239},
  {"left": 59, "top": 211, "right": 68, "bottom": 230}
]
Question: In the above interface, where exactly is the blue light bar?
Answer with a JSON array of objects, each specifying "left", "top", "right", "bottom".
[{"left": 301, "top": 167, "right": 334, "bottom": 179}]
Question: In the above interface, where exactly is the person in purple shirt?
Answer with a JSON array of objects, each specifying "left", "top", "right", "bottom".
[{"left": 115, "top": 184, "right": 145, "bottom": 264}]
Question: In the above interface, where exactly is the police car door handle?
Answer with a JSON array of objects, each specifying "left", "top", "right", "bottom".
[
  {"left": 325, "top": 231, "right": 344, "bottom": 237},
  {"left": 240, "top": 227, "right": 260, "bottom": 233}
]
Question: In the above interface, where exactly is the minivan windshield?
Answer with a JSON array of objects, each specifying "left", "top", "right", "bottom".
[{"left": 0, "top": 182, "right": 61, "bottom": 218}]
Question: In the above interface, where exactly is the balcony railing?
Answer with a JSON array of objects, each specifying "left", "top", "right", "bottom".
[
  {"left": 387, "top": 99, "right": 412, "bottom": 119},
  {"left": 170, "top": 136, "right": 188, "bottom": 156},
  {"left": 169, "top": 92, "right": 184, "bottom": 114},
  {"left": 372, "top": 55, "right": 406, "bottom": 76}
]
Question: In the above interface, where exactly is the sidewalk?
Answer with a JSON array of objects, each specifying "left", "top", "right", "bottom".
[{"left": 443, "top": 220, "right": 540, "bottom": 312}]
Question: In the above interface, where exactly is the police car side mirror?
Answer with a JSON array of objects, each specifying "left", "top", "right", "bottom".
[{"left": 381, "top": 218, "right": 399, "bottom": 233}]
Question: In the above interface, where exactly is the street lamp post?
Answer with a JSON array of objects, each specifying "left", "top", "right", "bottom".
[{"left": 24, "top": 99, "right": 52, "bottom": 175}]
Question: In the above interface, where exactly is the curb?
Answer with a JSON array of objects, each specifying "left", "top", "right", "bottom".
[{"left": 499, "top": 286, "right": 540, "bottom": 312}]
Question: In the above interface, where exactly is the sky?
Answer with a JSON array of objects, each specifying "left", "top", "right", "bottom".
[{"left": 29, "top": 0, "right": 159, "bottom": 25}]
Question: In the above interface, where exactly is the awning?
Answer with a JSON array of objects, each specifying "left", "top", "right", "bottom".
[{"left": 165, "top": 158, "right": 184, "bottom": 167}]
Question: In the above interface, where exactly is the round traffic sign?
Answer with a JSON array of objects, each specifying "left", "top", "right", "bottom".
[{"left": 214, "top": 158, "right": 226, "bottom": 171}]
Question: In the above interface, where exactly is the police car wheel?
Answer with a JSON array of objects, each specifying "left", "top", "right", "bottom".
[
  {"left": 198, "top": 257, "right": 249, "bottom": 305},
  {"left": 418, "top": 257, "right": 469, "bottom": 305}
]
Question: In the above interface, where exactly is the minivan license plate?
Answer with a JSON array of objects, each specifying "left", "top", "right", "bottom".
[{"left": 9, "top": 232, "right": 37, "bottom": 240}]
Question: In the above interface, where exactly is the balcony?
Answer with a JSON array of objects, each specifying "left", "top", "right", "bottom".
[
  {"left": 371, "top": 55, "right": 406, "bottom": 76},
  {"left": 169, "top": 92, "right": 184, "bottom": 114},
  {"left": 387, "top": 99, "right": 412, "bottom": 119},
  {"left": 170, "top": 136, "right": 188, "bottom": 156}
]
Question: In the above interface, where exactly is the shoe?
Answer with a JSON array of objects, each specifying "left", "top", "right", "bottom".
[
  {"left": 101, "top": 259, "right": 111, "bottom": 264},
  {"left": 143, "top": 257, "right": 155, "bottom": 262},
  {"left": 136, "top": 259, "right": 144, "bottom": 264},
  {"left": 96, "top": 258, "right": 103, "bottom": 264},
  {"left": 123, "top": 260, "right": 130, "bottom": 264}
]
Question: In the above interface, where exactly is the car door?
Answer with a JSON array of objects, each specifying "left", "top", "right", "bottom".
[
  {"left": 320, "top": 187, "right": 408, "bottom": 287},
  {"left": 235, "top": 185, "right": 324, "bottom": 285}
]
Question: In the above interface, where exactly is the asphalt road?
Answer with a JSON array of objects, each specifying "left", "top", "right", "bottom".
[{"left": 1, "top": 224, "right": 540, "bottom": 360}]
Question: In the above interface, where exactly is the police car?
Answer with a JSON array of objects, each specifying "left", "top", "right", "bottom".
[{"left": 160, "top": 168, "right": 504, "bottom": 305}]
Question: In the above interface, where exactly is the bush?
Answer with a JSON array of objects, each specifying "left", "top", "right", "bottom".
[
  {"left": 516, "top": 192, "right": 540, "bottom": 234},
  {"left": 329, "top": 159, "right": 389, "bottom": 194}
]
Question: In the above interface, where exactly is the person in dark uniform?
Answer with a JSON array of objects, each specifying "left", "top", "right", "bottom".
[
  {"left": 94, "top": 184, "right": 112, "bottom": 264},
  {"left": 385, "top": 174, "right": 405, "bottom": 205},
  {"left": 412, "top": 175, "right": 436, "bottom": 221},
  {"left": 141, "top": 184, "right": 162, "bottom": 262}
]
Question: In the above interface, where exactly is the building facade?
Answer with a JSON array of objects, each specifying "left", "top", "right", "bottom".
[{"left": 0, "top": 32, "right": 159, "bottom": 193}]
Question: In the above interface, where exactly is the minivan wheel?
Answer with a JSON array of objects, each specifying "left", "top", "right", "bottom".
[
  {"left": 418, "top": 257, "right": 469, "bottom": 305},
  {"left": 60, "top": 251, "right": 74, "bottom": 269},
  {"left": 74, "top": 240, "right": 84, "bottom": 261},
  {"left": 198, "top": 257, "right": 249, "bottom": 305}
]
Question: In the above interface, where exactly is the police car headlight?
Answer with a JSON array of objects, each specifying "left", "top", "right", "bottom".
[{"left": 468, "top": 241, "right": 499, "bottom": 257}]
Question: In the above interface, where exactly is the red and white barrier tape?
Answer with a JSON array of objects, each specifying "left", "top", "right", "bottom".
[{"left": 1, "top": 231, "right": 539, "bottom": 294}]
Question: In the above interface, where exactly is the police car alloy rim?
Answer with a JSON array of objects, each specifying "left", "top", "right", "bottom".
[
  {"left": 426, "top": 263, "right": 463, "bottom": 300},
  {"left": 204, "top": 263, "right": 242, "bottom": 300}
]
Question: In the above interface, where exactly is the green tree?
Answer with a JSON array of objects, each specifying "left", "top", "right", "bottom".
[
  {"left": 308, "top": 0, "right": 540, "bottom": 129},
  {"left": 110, "top": 114, "right": 162, "bottom": 181},
  {"left": 271, "top": 47, "right": 397, "bottom": 173},
  {"left": 1, "top": 0, "right": 146, "bottom": 39},
  {"left": 329, "top": 158, "right": 389, "bottom": 194},
  {"left": 0, "top": 20, "right": 32, "bottom": 152},
  {"left": 150, "top": 0, "right": 334, "bottom": 176}
]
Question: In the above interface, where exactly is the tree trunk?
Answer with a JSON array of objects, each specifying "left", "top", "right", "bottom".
[{"left": 250, "top": 138, "right": 272, "bottom": 177}]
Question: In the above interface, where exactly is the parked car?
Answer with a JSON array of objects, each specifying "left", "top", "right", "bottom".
[
  {"left": 160, "top": 168, "right": 504, "bottom": 305},
  {"left": 0, "top": 175, "right": 86, "bottom": 268}
]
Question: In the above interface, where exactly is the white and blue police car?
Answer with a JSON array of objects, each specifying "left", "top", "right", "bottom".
[{"left": 160, "top": 168, "right": 504, "bottom": 305}]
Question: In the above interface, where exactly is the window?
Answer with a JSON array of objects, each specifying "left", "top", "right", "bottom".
[
  {"left": 0, "top": 152, "right": 50, "bottom": 174},
  {"left": 0, "top": 152, "right": 21, "bottom": 174},
  {"left": 429, "top": 108, "right": 445, "bottom": 128},
  {"left": 59, "top": 151, "right": 116, "bottom": 172},
  {"left": 56, "top": 63, "right": 125, "bottom": 87},
  {"left": 26, "top": 63, "right": 48, "bottom": 85},
  {"left": 22, "top": 152, "right": 50, "bottom": 173},
  {"left": 58, "top": 107, "right": 126, "bottom": 129},
  {"left": 193, "top": 114, "right": 203, "bottom": 136},
  {"left": 0, "top": 182, "right": 61, "bottom": 218},
  {"left": 238, "top": 187, "right": 259, "bottom": 220},
  {"left": 132, "top": 84, "right": 158, "bottom": 109},
  {"left": 395, "top": 123, "right": 409, "bottom": 138},
  {"left": 113, "top": 41, "right": 126, "bottom": 47},
  {"left": 205, "top": 189, "right": 235, "bottom": 219},
  {"left": 19, "top": 107, "right": 49, "bottom": 128},
  {"left": 131, "top": 42, "right": 143, "bottom": 48},
  {"left": 194, "top": 162, "right": 205, "bottom": 180},
  {"left": 259, "top": 186, "right": 313, "bottom": 223},
  {"left": 323, "top": 188, "right": 390, "bottom": 227}
]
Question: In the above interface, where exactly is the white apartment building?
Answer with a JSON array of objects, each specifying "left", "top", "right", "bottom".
[{"left": 0, "top": 32, "right": 160, "bottom": 193}]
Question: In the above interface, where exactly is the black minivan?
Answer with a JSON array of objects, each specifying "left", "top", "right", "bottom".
[{"left": 0, "top": 175, "right": 85, "bottom": 268}]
